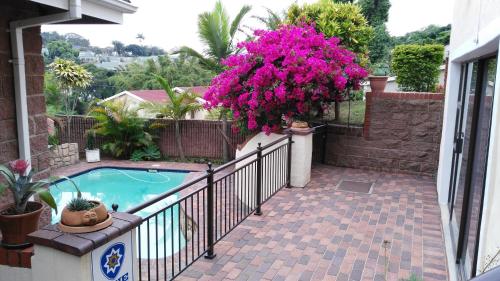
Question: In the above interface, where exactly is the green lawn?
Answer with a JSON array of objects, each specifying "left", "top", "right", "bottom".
[{"left": 324, "top": 100, "right": 366, "bottom": 126}]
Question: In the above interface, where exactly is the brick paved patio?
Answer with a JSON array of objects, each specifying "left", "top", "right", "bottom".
[{"left": 177, "top": 165, "right": 448, "bottom": 281}]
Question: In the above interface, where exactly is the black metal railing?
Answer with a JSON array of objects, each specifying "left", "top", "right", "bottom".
[{"left": 127, "top": 134, "right": 293, "bottom": 281}]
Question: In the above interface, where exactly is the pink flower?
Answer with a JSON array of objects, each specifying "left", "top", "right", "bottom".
[
  {"left": 204, "top": 24, "right": 367, "bottom": 134},
  {"left": 10, "top": 160, "right": 30, "bottom": 176}
]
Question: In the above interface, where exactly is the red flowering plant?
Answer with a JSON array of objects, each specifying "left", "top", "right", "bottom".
[
  {"left": 0, "top": 160, "right": 57, "bottom": 214},
  {"left": 204, "top": 24, "right": 368, "bottom": 135}
]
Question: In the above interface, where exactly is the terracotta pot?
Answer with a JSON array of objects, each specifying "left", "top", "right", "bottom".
[
  {"left": 61, "top": 200, "right": 108, "bottom": 227},
  {"left": 291, "top": 121, "right": 309, "bottom": 128},
  {"left": 0, "top": 201, "right": 43, "bottom": 247},
  {"left": 368, "top": 76, "right": 388, "bottom": 93}
]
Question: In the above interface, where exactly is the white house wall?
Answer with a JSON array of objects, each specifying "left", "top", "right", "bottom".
[{"left": 437, "top": 0, "right": 500, "bottom": 276}]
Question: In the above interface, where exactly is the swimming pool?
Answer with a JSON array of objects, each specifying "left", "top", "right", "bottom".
[{"left": 50, "top": 167, "right": 189, "bottom": 258}]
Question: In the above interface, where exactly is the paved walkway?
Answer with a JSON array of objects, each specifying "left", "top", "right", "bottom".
[{"left": 177, "top": 165, "right": 448, "bottom": 281}]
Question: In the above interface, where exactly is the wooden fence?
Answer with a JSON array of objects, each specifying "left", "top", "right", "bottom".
[{"left": 54, "top": 116, "right": 246, "bottom": 160}]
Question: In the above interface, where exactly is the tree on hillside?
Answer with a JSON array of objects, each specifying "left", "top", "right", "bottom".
[
  {"left": 175, "top": 1, "right": 252, "bottom": 73},
  {"left": 141, "top": 75, "right": 202, "bottom": 161},
  {"left": 393, "top": 24, "right": 451, "bottom": 46},
  {"left": 112, "top": 40, "right": 125, "bottom": 55},
  {"left": 109, "top": 54, "right": 215, "bottom": 92},
  {"left": 46, "top": 40, "right": 79, "bottom": 63}
]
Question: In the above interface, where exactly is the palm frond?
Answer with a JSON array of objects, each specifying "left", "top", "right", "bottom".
[
  {"left": 173, "top": 47, "right": 221, "bottom": 72},
  {"left": 230, "top": 5, "right": 252, "bottom": 38}
]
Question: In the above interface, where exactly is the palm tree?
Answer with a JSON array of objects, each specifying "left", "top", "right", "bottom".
[
  {"left": 175, "top": 1, "right": 251, "bottom": 162},
  {"left": 252, "top": 7, "right": 283, "bottom": 31},
  {"left": 175, "top": 1, "right": 251, "bottom": 73},
  {"left": 49, "top": 58, "right": 92, "bottom": 142},
  {"left": 141, "top": 75, "right": 202, "bottom": 161},
  {"left": 136, "top": 33, "right": 145, "bottom": 44}
]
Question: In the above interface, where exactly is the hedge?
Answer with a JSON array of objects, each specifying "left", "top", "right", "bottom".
[{"left": 391, "top": 44, "right": 444, "bottom": 92}]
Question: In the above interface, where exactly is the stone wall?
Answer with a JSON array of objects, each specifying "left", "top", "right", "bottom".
[
  {"left": 49, "top": 143, "right": 79, "bottom": 169},
  {"left": 324, "top": 92, "right": 444, "bottom": 177},
  {"left": 0, "top": 2, "right": 49, "bottom": 206}
]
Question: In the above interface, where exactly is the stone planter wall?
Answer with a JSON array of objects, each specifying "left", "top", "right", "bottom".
[{"left": 49, "top": 143, "right": 79, "bottom": 169}]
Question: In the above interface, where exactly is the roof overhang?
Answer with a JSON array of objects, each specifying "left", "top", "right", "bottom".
[{"left": 29, "top": 0, "right": 137, "bottom": 24}]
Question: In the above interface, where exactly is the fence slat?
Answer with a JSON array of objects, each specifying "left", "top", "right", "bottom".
[{"left": 54, "top": 116, "right": 247, "bottom": 160}]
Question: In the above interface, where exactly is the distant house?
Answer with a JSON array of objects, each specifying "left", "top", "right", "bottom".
[
  {"left": 78, "top": 50, "right": 97, "bottom": 63},
  {"left": 100, "top": 87, "right": 209, "bottom": 119}
]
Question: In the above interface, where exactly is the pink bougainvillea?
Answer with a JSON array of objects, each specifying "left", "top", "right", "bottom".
[{"left": 204, "top": 24, "right": 368, "bottom": 134}]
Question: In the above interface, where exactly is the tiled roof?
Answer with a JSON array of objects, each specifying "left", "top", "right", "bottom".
[
  {"left": 128, "top": 86, "right": 209, "bottom": 103},
  {"left": 129, "top": 90, "right": 168, "bottom": 103},
  {"left": 176, "top": 86, "right": 209, "bottom": 97}
]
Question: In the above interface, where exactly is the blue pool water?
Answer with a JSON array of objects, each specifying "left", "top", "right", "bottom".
[{"left": 50, "top": 167, "right": 188, "bottom": 258}]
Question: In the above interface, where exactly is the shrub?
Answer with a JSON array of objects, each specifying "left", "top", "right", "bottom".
[
  {"left": 204, "top": 25, "right": 367, "bottom": 134},
  {"left": 88, "top": 101, "right": 154, "bottom": 158},
  {"left": 286, "top": 1, "right": 372, "bottom": 60},
  {"left": 391, "top": 44, "right": 444, "bottom": 92}
]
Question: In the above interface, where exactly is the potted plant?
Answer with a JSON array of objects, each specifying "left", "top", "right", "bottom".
[
  {"left": 85, "top": 129, "right": 100, "bottom": 163},
  {"left": 0, "top": 160, "right": 58, "bottom": 248},
  {"left": 368, "top": 63, "right": 390, "bottom": 93},
  {"left": 55, "top": 177, "right": 111, "bottom": 233}
]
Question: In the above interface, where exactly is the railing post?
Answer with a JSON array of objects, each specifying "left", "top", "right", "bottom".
[
  {"left": 321, "top": 122, "right": 328, "bottom": 164},
  {"left": 204, "top": 162, "right": 216, "bottom": 259},
  {"left": 286, "top": 132, "right": 293, "bottom": 188},
  {"left": 255, "top": 142, "right": 263, "bottom": 216}
]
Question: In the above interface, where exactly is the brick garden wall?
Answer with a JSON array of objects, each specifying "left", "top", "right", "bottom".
[
  {"left": 0, "top": 1, "right": 50, "bottom": 217},
  {"left": 324, "top": 92, "right": 444, "bottom": 177}
]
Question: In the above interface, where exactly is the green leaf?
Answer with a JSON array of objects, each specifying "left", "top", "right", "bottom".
[
  {"left": 0, "top": 165, "right": 15, "bottom": 187},
  {"left": 37, "top": 189, "right": 58, "bottom": 214}
]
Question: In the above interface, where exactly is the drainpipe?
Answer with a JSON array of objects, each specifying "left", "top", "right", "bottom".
[{"left": 10, "top": 0, "right": 82, "bottom": 162}]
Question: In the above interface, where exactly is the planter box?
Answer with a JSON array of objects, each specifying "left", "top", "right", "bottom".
[{"left": 85, "top": 149, "right": 100, "bottom": 163}]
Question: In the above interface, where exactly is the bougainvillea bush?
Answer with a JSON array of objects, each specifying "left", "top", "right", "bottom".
[{"left": 204, "top": 24, "right": 368, "bottom": 135}]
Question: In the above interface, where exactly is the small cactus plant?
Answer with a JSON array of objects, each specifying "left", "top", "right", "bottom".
[{"left": 66, "top": 197, "right": 96, "bottom": 212}]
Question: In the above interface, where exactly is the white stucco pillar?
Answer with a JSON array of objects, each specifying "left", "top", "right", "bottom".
[
  {"left": 289, "top": 128, "right": 313, "bottom": 188},
  {"left": 27, "top": 213, "right": 141, "bottom": 281}
]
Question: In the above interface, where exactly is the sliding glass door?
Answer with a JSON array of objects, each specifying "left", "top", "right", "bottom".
[{"left": 448, "top": 56, "right": 497, "bottom": 279}]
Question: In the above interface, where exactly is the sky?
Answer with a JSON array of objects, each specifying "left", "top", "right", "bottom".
[{"left": 41, "top": 0, "right": 454, "bottom": 52}]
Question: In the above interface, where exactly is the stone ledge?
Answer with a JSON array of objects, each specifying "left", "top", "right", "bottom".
[
  {"left": 27, "top": 212, "right": 141, "bottom": 257},
  {"left": 0, "top": 246, "right": 33, "bottom": 268}
]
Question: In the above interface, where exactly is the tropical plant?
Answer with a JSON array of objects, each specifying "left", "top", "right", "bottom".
[
  {"left": 253, "top": 7, "right": 284, "bottom": 31},
  {"left": 130, "top": 145, "right": 161, "bottom": 161},
  {"left": 175, "top": 1, "right": 251, "bottom": 162},
  {"left": 141, "top": 76, "right": 202, "bottom": 160},
  {"left": 85, "top": 129, "right": 96, "bottom": 150},
  {"left": 175, "top": 1, "right": 251, "bottom": 73},
  {"left": 49, "top": 58, "right": 92, "bottom": 142},
  {"left": 391, "top": 44, "right": 444, "bottom": 92},
  {"left": 0, "top": 160, "right": 57, "bottom": 214},
  {"left": 88, "top": 100, "right": 153, "bottom": 159},
  {"left": 204, "top": 25, "right": 367, "bottom": 135}
]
